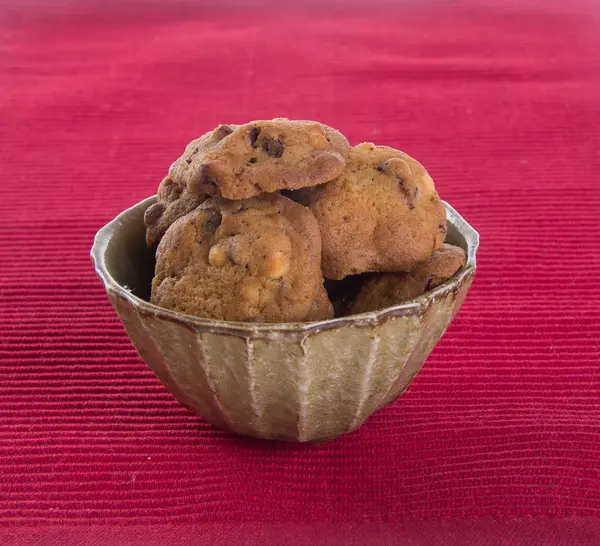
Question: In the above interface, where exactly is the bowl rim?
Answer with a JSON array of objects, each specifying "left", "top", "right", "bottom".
[{"left": 91, "top": 196, "right": 479, "bottom": 335}]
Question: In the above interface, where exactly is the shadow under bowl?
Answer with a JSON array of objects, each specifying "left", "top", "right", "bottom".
[{"left": 91, "top": 197, "right": 479, "bottom": 442}]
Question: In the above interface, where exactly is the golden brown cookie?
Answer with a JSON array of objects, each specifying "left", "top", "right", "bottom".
[
  {"left": 151, "top": 194, "right": 325, "bottom": 323},
  {"left": 305, "top": 143, "right": 447, "bottom": 279},
  {"left": 346, "top": 243, "right": 466, "bottom": 315},
  {"left": 170, "top": 119, "right": 350, "bottom": 200},
  {"left": 144, "top": 125, "right": 238, "bottom": 246}
]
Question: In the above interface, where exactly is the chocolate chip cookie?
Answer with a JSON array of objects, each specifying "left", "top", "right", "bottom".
[
  {"left": 144, "top": 125, "right": 238, "bottom": 246},
  {"left": 306, "top": 143, "right": 448, "bottom": 279},
  {"left": 143, "top": 176, "right": 206, "bottom": 247},
  {"left": 151, "top": 193, "right": 328, "bottom": 323},
  {"left": 169, "top": 119, "right": 350, "bottom": 200},
  {"left": 346, "top": 243, "right": 467, "bottom": 315}
]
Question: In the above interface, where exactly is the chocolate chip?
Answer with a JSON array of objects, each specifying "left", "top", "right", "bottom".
[
  {"left": 201, "top": 210, "right": 222, "bottom": 234},
  {"left": 377, "top": 159, "right": 399, "bottom": 172},
  {"left": 396, "top": 181, "right": 415, "bottom": 210},
  {"left": 214, "top": 124, "right": 234, "bottom": 140},
  {"left": 438, "top": 223, "right": 447, "bottom": 232},
  {"left": 249, "top": 127, "right": 261, "bottom": 147},
  {"left": 189, "top": 164, "right": 218, "bottom": 195},
  {"left": 144, "top": 202, "right": 165, "bottom": 226},
  {"left": 262, "top": 137, "right": 284, "bottom": 158},
  {"left": 248, "top": 157, "right": 257, "bottom": 164}
]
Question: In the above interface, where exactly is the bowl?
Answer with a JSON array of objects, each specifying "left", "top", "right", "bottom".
[{"left": 91, "top": 197, "right": 479, "bottom": 442}]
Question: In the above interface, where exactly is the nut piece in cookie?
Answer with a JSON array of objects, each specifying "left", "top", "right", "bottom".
[
  {"left": 306, "top": 143, "right": 448, "bottom": 279},
  {"left": 151, "top": 193, "right": 325, "bottom": 323},
  {"left": 170, "top": 119, "right": 350, "bottom": 200},
  {"left": 346, "top": 243, "right": 467, "bottom": 315}
]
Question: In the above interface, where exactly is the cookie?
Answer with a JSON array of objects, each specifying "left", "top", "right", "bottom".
[
  {"left": 305, "top": 143, "right": 448, "bottom": 279},
  {"left": 424, "top": 243, "right": 468, "bottom": 289},
  {"left": 151, "top": 193, "right": 324, "bottom": 323},
  {"left": 304, "top": 283, "right": 335, "bottom": 322},
  {"left": 144, "top": 125, "right": 239, "bottom": 246},
  {"left": 346, "top": 243, "right": 466, "bottom": 315},
  {"left": 143, "top": 176, "right": 206, "bottom": 247},
  {"left": 169, "top": 118, "right": 350, "bottom": 200}
]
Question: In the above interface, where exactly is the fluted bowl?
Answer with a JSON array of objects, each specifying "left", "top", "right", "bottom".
[{"left": 91, "top": 197, "right": 479, "bottom": 442}]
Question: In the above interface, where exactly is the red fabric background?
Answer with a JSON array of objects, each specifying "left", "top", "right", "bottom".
[{"left": 2, "top": 0, "right": 600, "bottom": 543}]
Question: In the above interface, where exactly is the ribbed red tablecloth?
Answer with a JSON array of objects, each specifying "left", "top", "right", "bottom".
[{"left": 2, "top": 0, "right": 600, "bottom": 544}]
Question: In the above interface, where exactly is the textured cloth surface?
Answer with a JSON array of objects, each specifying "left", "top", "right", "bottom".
[{"left": 1, "top": 0, "right": 600, "bottom": 543}]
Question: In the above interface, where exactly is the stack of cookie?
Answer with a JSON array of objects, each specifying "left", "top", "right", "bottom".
[{"left": 144, "top": 118, "right": 466, "bottom": 323}]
